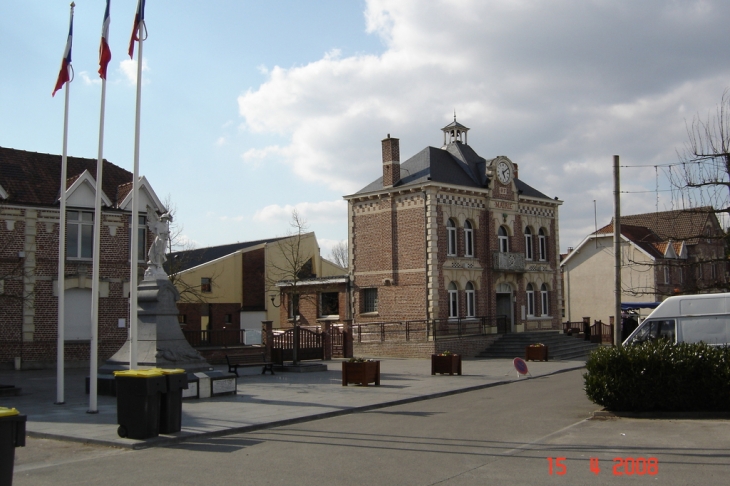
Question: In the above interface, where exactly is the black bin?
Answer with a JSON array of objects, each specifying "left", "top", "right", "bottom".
[
  {"left": 0, "top": 408, "right": 26, "bottom": 486},
  {"left": 159, "top": 369, "right": 188, "bottom": 434},
  {"left": 113, "top": 370, "right": 167, "bottom": 440}
]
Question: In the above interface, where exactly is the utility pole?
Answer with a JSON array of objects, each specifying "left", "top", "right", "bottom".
[{"left": 614, "top": 155, "right": 622, "bottom": 346}]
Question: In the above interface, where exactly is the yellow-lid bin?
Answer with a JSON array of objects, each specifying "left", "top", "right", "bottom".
[
  {"left": 0, "top": 407, "right": 20, "bottom": 417},
  {"left": 113, "top": 369, "right": 165, "bottom": 378}
]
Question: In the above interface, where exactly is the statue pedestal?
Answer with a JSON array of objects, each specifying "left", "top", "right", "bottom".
[{"left": 100, "top": 278, "right": 212, "bottom": 374}]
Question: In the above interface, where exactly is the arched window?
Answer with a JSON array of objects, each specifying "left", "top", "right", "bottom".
[
  {"left": 447, "top": 219, "right": 457, "bottom": 256},
  {"left": 526, "top": 283, "right": 535, "bottom": 317},
  {"left": 464, "top": 221, "right": 474, "bottom": 257},
  {"left": 465, "top": 282, "right": 475, "bottom": 317},
  {"left": 540, "top": 284, "right": 549, "bottom": 316},
  {"left": 538, "top": 228, "right": 547, "bottom": 261},
  {"left": 498, "top": 226, "right": 509, "bottom": 253},
  {"left": 448, "top": 282, "right": 459, "bottom": 318},
  {"left": 524, "top": 227, "right": 533, "bottom": 261}
]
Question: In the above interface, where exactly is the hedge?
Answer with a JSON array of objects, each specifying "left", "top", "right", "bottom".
[{"left": 584, "top": 340, "right": 730, "bottom": 412}]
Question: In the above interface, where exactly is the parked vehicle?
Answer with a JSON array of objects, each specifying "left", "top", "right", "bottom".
[{"left": 623, "top": 293, "right": 730, "bottom": 346}]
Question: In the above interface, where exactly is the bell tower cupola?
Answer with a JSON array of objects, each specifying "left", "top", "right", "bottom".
[{"left": 441, "top": 114, "right": 469, "bottom": 147}]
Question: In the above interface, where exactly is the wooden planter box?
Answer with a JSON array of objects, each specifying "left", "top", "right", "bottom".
[
  {"left": 431, "top": 354, "right": 462, "bottom": 375},
  {"left": 525, "top": 345, "right": 548, "bottom": 361},
  {"left": 342, "top": 361, "right": 380, "bottom": 386}
]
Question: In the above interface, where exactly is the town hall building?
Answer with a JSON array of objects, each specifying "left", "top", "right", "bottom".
[{"left": 345, "top": 120, "right": 563, "bottom": 333}]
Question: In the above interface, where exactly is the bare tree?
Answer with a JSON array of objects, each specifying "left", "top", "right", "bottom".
[
  {"left": 0, "top": 203, "right": 33, "bottom": 309},
  {"left": 328, "top": 240, "right": 348, "bottom": 270},
  {"left": 658, "top": 90, "right": 730, "bottom": 293},
  {"left": 161, "top": 195, "right": 219, "bottom": 303},
  {"left": 673, "top": 89, "right": 730, "bottom": 220},
  {"left": 267, "top": 210, "right": 314, "bottom": 310},
  {"left": 0, "top": 245, "right": 32, "bottom": 306},
  {"left": 267, "top": 210, "right": 316, "bottom": 365}
]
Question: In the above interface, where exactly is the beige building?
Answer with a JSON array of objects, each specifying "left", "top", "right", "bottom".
[
  {"left": 171, "top": 232, "right": 345, "bottom": 343},
  {"left": 561, "top": 208, "right": 726, "bottom": 325}
]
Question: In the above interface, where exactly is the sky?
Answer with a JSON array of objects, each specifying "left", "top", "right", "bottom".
[{"left": 3, "top": 0, "right": 730, "bottom": 257}]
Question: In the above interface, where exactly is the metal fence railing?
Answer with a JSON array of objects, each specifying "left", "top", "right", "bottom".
[{"left": 353, "top": 315, "right": 509, "bottom": 343}]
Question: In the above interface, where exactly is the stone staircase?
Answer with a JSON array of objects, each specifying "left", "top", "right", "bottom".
[{"left": 476, "top": 331, "right": 600, "bottom": 361}]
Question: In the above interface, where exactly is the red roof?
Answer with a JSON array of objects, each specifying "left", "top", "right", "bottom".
[
  {"left": 0, "top": 146, "right": 133, "bottom": 207},
  {"left": 595, "top": 207, "right": 719, "bottom": 246}
]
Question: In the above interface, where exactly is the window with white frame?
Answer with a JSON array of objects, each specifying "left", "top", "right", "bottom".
[
  {"left": 319, "top": 292, "right": 339, "bottom": 317},
  {"left": 540, "top": 284, "right": 549, "bottom": 316},
  {"left": 498, "top": 226, "right": 509, "bottom": 253},
  {"left": 67, "top": 210, "right": 93, "bottom": 259},
  {"left": 524, "top": 227, "right": 533, "bottom": 261},
  {"left": 464, "top": 221, "right": 474, "bottom": 257},
  {"left": 526, "top": 283, "right": 535, "bottom": 317},
  {"left": 465, "top": 282, "right": 475, "bottom": 317},
  {"left": 447, "top": 219, "right": 457, "bottom": 256},
  {"left": 127, "top": 214, "right": 147, "bottom": 262},
  {"left": 664, "top": 265, "right": 670, "bottom": 284},
  {"left": 538, "top": 228, "right": 547, "bottom": 261},
  {"left": 363, "top": 288, "right": 378, "bottom": 313},
  {"left": 448, "top": 282, "right": 459, "bottom": 318}
]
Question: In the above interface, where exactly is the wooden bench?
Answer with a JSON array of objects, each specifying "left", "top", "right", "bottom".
[{"left": 225, "top": 352, "right": 275, "bottom": 376}]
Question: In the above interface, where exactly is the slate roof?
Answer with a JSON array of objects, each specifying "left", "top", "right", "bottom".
[
  {"left": 596, "top": 207, "right": 718, "bottom": 245},
  {"left": 0, "top": 146, "right": 133, "bottom": 207},
  {"left": 353, "top": 141, "right": 551, "bottom": 200},
  {"left": 167, "top": 237, "right": 287, "bottom": 274}
]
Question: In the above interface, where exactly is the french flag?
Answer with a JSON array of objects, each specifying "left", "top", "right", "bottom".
[
  {"left": 128, "top": 0, "right": 145, "bottom": 59},
  {"left": 98, "top": 0, "right": 112, "bottom": 79},
  {"left": 52, "top": 10, "right": 73, "bottom": 97}
]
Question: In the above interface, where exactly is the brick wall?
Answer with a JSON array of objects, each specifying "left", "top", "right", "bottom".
[
  {"left": 279, "top": 283, "right": 348, "bottom": 328},
  {"left": 353, "top": 334, "right": 500, "bottom": 359},
  {"left": 0, "top": 206, "right": 153, "bottom": 369}
]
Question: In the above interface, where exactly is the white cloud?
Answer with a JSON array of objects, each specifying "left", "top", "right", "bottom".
[
  {"left": 236, "top": 0, "right": 730, "bottom": 250},
  {"left": 253, "top": 200, "right": 347, "bottom": 225},
  {"left": 119, "top": 58, "right": 149, "bottom": 85},
  {"left": 318, "top": 238, "right": 348, "bottom": 261},
  {"left": 79, "top": 71, "right": 101, "bottom": 86}
]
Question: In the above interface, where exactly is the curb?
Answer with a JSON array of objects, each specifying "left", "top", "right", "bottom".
[{"left": 591, "top": 409, "right": 730, "bottom": 420}]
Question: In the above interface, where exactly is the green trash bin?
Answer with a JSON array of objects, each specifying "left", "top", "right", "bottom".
[
  {"left": 113, "top": 370, "right": 167, "bottom": 440},
  {"left": 0, "top": 407, "right": 26, "bottom": 486},
  {"left": 158, "top": 369, "right": 188, "bottom": 434}
]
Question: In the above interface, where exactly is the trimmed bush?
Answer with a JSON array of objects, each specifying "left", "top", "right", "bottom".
[{"left": 584, "top": 341, "right": 730, "bottom": 412}]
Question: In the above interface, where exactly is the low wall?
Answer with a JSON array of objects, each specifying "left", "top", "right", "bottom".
[{"left": 353, "top": 334, "right": 501, "bottom": 359}]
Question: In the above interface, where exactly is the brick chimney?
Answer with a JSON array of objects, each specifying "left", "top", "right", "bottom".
[{"left": 382, "top": 134, "right": 400, "bottom": 187}]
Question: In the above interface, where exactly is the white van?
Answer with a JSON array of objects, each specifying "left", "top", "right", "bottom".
[{"left": 624, "top": 293, "right": 730, "bottom": 346}]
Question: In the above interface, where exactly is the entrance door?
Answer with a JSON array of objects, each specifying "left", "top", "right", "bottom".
[{"left": 496, "top": 293, "right": 513, "bottom": 333}]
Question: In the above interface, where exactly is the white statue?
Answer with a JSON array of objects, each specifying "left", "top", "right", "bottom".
[{"left": 144, "top": 206, "right": 172, "bottom": 280}]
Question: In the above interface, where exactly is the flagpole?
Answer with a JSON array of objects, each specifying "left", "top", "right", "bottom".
[
  {"left": 89, "top": 79, "right": 107, "bottom": 414},
  {"left": 129, "top": 17, "right": 146, "bottom": 371},
  {"left": 56, "top": 2, "right": 75, "bottom": 406},
  {"left": 89, "top": 0, "right": 111, "bottom": 414}
]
